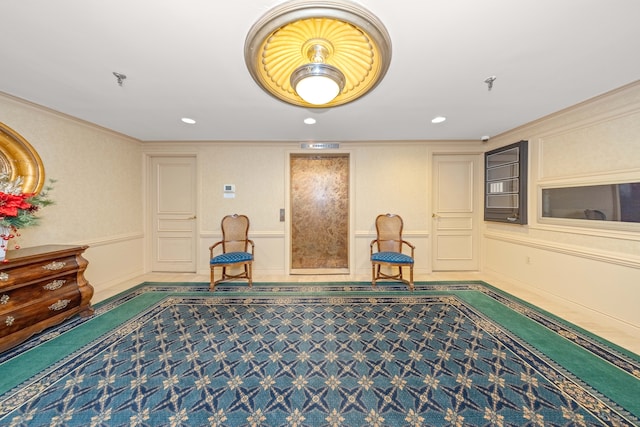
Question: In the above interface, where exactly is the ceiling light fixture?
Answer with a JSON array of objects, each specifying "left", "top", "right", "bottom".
[
  {"left": 431, "top": 116, "right": 447, "bottom": 124},
  {"left": 181, "top": 117, "right": 196, "bottom": 124},
  {"left": 291, "top": 62, "right": 345, "bottom": 105},
  {"left": 244, "top": 0, "right": 392, "bottom": 108},
  {"left": 304, "top": 117, "right": 317, "bottom": 125}
]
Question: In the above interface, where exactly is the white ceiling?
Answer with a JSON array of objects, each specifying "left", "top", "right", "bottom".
[{"left": 2, "top": 0, "right": 639, "bottom": 142}]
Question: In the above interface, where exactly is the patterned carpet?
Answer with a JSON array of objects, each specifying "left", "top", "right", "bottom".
[{"left": 0, "top": 282, "right": 638, "bottom": 426}]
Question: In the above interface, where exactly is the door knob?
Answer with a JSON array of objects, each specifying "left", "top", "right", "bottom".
[{"left": 432, "top": 213, "right": 439, "bottom": 218}]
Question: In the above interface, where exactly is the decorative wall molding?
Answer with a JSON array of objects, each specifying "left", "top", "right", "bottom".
[
  {"left": 355, "top": 230, "right": 430, "bottom": 239},
  {"left": 202, "top": 230, "right": 432, "bottom": 239},
  {"left": 1, "top": 92, "right": 141, "bottom": 144},
  {"left": 532, "top": 220, "right": 640, "bottom": 240},
  {"left": 484, "top": 231, "right": 640, "bottom": 269},
  {"left": 537, "top": 109, "right": 640, "bottom": 180},
  {"left": 73, "top": 232, "right": 144, "bottom": 248},
  {"left": 200, "top": 230, "right": 286, "bottom": 239},
  {"left": 489, "top": 80, "right": 640, "bottom": 144},
  {"left": 535, "top": 167, "right": 640, "bottom": 186},
  {"left": 536, "top": 103, "right": 640, "bottom": 145}
]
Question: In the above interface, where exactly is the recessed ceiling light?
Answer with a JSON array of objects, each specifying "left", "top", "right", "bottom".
[
  {"left": 181, "top": 117, "right": 196, "bottom": 124},
  {"left": 304, "top": 117, "right": 316, "bottom": 125},
  {"left": 431, "top": 116, "right": 446, "bottom": 124}
]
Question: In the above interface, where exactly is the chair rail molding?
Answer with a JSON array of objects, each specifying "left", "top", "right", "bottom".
[
  {"left": 73, "top": 231, "right": 144, "bottom": 248},
  {"left": 200, "top": 230, "right": 285, "bottom": 239}
]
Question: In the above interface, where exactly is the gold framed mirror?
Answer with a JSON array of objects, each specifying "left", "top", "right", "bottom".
[{"left": 0, "top": 122, "right": 45, "bottom": 194}]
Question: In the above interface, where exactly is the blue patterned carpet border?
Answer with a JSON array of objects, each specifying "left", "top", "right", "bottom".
[
  {"left": 1, "top": 281, "right": 638, "bottom": 427},
  {"left": 1, "top": 293, "right": 638, "bottom": 426},
  {"left": 5, "top": 281, "right": 635, "bottom": 381}
]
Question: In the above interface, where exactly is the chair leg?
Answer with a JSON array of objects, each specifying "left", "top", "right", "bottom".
[
  {"left": 209, "top": 266, "right": 216, "bottom": 291},
  {"left": 371, "top": 264, "right": 377, "bottom": 286},
  {"left": 247, "top": 263, "right": 253, "bottom": 287},
  {"left": 409, "top": 265, "right": 414, "bottom": 291}
]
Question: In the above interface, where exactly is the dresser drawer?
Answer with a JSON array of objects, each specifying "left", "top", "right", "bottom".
[
  {"left": 0, "top": 245, "right": 93, "bottom": 352},
  {"left": 0, "top": 255, "right": 79, "bottom": 289},
  {"left": 0, "top": 288, "right": 81, "bottom": 338},
  {"left": 0, "top": 274, "right": 77, "bottom": 313}
]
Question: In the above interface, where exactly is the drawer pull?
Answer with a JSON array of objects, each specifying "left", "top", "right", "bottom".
[
  {"left": 49, "top": 299, "right": 71, "bottom": 311},
  {"left": 0, "top": 294, "right": 9, "bottom": 304},
  {"left": 5, "top": 316, "right": 14, "bottom": 326},
  {"left": 43, "top": 261, "right": 66, "bottom": 271},
  {"left": 43, "top": 280, "right": 66, "bottom": 291},
  {"left": 0, "top": 272, "right": 8, "bottom": 281}
]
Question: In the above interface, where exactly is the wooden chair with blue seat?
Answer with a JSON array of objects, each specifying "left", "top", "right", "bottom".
[
  {"left": 209, "top": 214, "right": 254, "bottom": 290},
  {"left": 370, "top": 213, "right": 415, "bottom": 291}
]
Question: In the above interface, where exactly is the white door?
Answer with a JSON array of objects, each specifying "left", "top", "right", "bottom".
[
  {"left": 432, "top": 154, "right": 480, "bottom": 271},
  {"left": 150, "top": 156, "right": 197, "bottom": 272}
]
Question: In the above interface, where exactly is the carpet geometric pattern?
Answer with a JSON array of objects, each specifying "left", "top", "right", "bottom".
[{"left": 0, "top": 282, "right": 638, "bottom": 426}]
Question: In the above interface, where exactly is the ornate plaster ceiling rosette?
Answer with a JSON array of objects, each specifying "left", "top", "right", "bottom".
[{"left": 244, "top": 0, "right": 392, "bottom": 108}]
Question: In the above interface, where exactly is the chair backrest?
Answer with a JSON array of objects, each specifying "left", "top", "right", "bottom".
[
  {"left": 375, "top": 213, "right": 403, "bottom": 252},
  {"left": 221, "top": 214, "right": 250, "bottom": 253}
]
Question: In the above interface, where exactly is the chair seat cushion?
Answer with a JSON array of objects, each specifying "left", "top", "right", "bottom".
[
  {"left": 211, "top": 252, "right": 253, "bottom": 265},
  {"left": 371, "top": 251, "right": 414, "bottom": 264}
]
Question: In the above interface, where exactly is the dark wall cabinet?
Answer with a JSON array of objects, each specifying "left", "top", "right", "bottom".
[{"left": 484, "top": 140, "right": 528, "bottom": 224}]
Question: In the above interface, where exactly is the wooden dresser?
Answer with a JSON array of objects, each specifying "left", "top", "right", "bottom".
[{"left": 0, "top": 245, "right": 94, "bottom": 353}]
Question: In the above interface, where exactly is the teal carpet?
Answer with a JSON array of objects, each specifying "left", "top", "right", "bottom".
[{"left": 0, "top": 281, "right": 638, "bottom": 426}]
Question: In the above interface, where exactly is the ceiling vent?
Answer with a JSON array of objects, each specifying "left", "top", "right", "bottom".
[{"left": 300, "top": 142, "right": 340, "bottom": 149}]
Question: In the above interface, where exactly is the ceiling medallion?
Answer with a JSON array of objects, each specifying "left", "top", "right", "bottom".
[{"left": 244, "top": 0, "right": 392, "bottom": 108}]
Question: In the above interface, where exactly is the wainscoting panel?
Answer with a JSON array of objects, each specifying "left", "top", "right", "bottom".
[{"left": 290, "top": 154, "right": 349, "bottom": 273}]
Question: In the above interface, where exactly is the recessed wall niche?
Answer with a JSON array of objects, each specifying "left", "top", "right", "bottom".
[{"left": 541, "top": 182, "right": 640, "bottom": 223}]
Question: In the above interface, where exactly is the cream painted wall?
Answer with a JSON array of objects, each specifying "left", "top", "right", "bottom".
[
  {"left": 142, "top": 141, "right": 483, "bottom": 279},
  {"left": 3, "top": 80, "right": 638, "bottom": 337},
  {"left": 482, "top": 81, "right": 640, "bottom": 331},
  {"left": 0, "top": 94, "right": 145, "bottom": 292}
]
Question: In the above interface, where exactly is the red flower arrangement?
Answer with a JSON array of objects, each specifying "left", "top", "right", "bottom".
[
  {"left": 0, "top": 174, "right": 54, "bottom": 256},
  {"left": 0, "top": 192, "right": 34, "bottom": 217}
]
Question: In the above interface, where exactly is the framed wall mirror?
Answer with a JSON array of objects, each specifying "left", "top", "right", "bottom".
[{"left": 0, "top": 122, "right": 46, "bottom": 194}]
